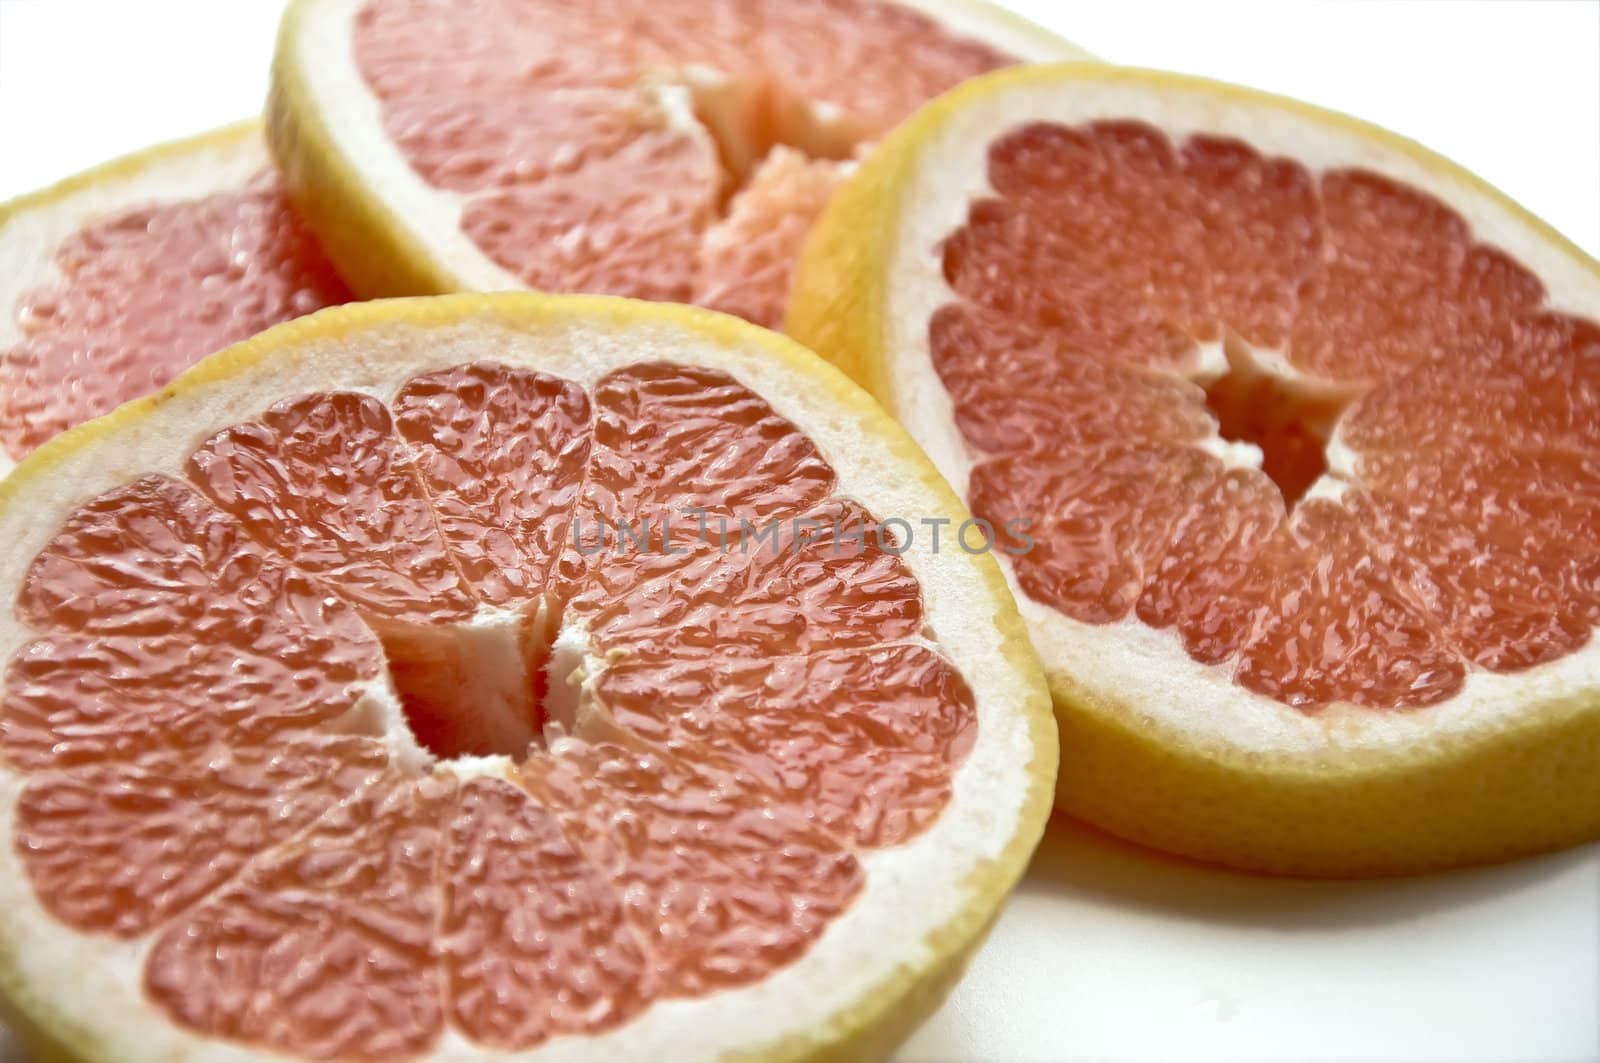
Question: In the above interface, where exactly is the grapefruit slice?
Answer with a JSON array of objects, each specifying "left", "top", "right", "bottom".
[
  {"left": 0, "top": 294, "right": 1053, "bottom": 1060},
  {"left": 788, "top": 64, "right": 1600, "bottom": 876},
  {"left": 266, "top": 0, "right": 1087, "bottom": 329},
  {"left": 0, "top": 121, "right": 349, "bottom": 474}
]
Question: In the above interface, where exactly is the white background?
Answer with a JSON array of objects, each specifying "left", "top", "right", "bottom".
[
  {"left": 3, "top": 0, "right": 1597, "bottom": 258},
  {"left": 0, "top": 2, "right": 1597, "bottom": 1061}
]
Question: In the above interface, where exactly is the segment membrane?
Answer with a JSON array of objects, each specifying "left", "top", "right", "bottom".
[
  {"left": 2, "top": 475, "right": 384, "bottom": 769},
  {"left": 144, "top": 776, "right": 454, "bottom": 1061}
]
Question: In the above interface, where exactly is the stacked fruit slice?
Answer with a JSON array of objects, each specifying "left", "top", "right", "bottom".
[
  {"left": 2, "top": 0, "right": 1084, "bottom": 465},
  {"left": 268, "top": 0, "right": 1087, "bottom": 326},
  {"left": 3, "top": 5, "right": 1599, "bottom": 1061},
  {"left": 0, "top": 295, "right": 1054, "bottom": 1060},
  {"left": 789, "top": 64, "right": 1600, "bottom": 874},
  {"left": 0, "top": 122, "right": 348, "bottom": 471}
]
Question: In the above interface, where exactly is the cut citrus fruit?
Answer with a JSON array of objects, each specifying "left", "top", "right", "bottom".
[
  {"left": 788, "top": 64, "right": 1600, "bottom": 876},
  {"left": 0, "top": 294, "right": 1053, "bottom": 1060},
  {"left": 0, "top": 121, "right": 349, "bottom": 474},
  {"left": 266, "top": 0, "right": 1087, "bottom": 329}
]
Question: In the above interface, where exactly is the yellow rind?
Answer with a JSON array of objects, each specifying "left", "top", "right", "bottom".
[
  {"left": 0, "top": 293, "right": 1057, "bottom": 1061},
  {"left": 1052, "top": 668, "right": 1600, "bottom": 877},
  {"left": 0, "top": 119, "right": 261, "bottom": 232},
  {"left": 266, "top": 0, "right": 1090, "bottom": 302},
  {"left": 267, "top": 2, "right": 454, "bottom": 300},
  {"left": 786, "top": 62, "right": 1600, "bottom": 877},
  {"left": 895, "top": 0, "right": 1097, "bottom": 62}
]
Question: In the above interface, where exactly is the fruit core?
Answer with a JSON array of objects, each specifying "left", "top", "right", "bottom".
[
  {"left": 684, "top": 70, "right": 860, "bottom": 203},
  {"left": 374, "top": 598, "right": 581, "bottom": 763},
  {"left": 1200, "top": 339, "right": 1360, "bottom": 508}
]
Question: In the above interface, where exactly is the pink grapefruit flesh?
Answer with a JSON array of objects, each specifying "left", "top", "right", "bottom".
[
  {"left": 3, "top": 356, "right": 975, "bottom": 1057},
  {"left": 349, "top": 0, "right": 1024, "bottom": 326},
  {"left": 1, "top": 168, "right": 348, "bottom": 461},
  {"left": 935, "top": 119, "right": 1598, "bottom": 711}
]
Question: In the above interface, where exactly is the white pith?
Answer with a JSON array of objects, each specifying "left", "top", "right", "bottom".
[
  {"left": 373, "top": 603, "right": 557, "bottom": 770},
  {"left": 539, "top": 618, "right": 592, "bottom": 738},
  {"left": 289, "top": 0, "right": 517, "bottom": 290},
  {"left": 879, "top": 72, "right": 1600, "bottom": 757},
  {"left": 284, "top": 0, "right": 1089, "bottom": 293},
  {"left": 374, "top": 601, "right": 620, "bottom": 772},
  {"left": 0, "top": 306, "right": 1045, "bottom": 1061},
  {"left": 0, "top": 123, "right": 268, "bottom": 476}
]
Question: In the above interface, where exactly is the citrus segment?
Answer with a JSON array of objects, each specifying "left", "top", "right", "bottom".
[
  {"left": 1354, "top": 442, "right": 1600, "bottom": 633},
  {"left": 596, "top": 644, "right": 975, "bottom": 847},
  {"left": 967, "top": 445, "right": 1217, "bottom": 627},
  {"left": 460, "top": 155, "right": 721, "bottom": 306},
  {"left": 1179, "top": 134, "right": 1322, "bottom": 352},
  {"left": 270, "top": 0, "right": 1088, "bottom": 328},
  {"left": 0, "top": 125, "right": 348, "bottom": 466},
  {"left": 580, "top": 363, "right": 836, "bottom": 527},
  {"left": 1132, "top": 467, "right": 1287, "bottom": 665},
  {"left": 1338, "top": 313, "right": 1600, "bottom": 456},
  {"left": 1347, "top": 490, "right": 1592, "bottom": 673},
  {"left": 525, "top": 737, "right": 864, "bottom": 997},
  {"left": 15, "top": 736, "right": 389, "bottom": 939},
  {"left": 188, "top": 391, "right": 480, "bottom": 622},
  {"left": 0, "top": 295, "right": 1053, "bottom": 1059},
  {"left": 565, "top": 498, "right": 922, "bottom": 659},
  {"left": 1, "top": 475, "right": 383, "bottom": 770},
  {"left": 392, "top": 364, "right": 593, "bottom": 607},
  {"left": 438, "top": 775, "right": 651, "bottom": 1050},
  {"left": 978, "top": 122, "right": 1217, "bottom": 351},
  {"left": 787, "top": 65, "right": 1600, "bottom": 872},
  {"left": 928, "top": 304, "right": 1214, "bottom": 454},
  {"left": 1232, "top": 499, "right": 1465, "bottom": 710},
  {"left": 1290, "top": 172, "right": 1546, "bottom": 382},
  {"left": 143, "top": 776, "right": 455, "bottom": 1061}
]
